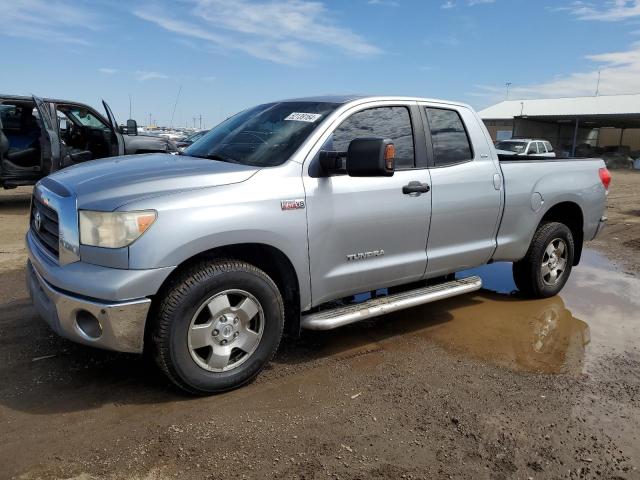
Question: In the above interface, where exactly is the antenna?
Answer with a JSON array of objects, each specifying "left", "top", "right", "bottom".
[
  {"left": 595, "top": 70, "right": 601, "bottom": 96},
  {"left": 505, "top": 82, "right": 512, "bottom": 100},
  {"left": 169, "top": 85, "right": 182, "bottom": 129},
  {"left": 128, "top": 94, "right": 132, "bottom": 119}
]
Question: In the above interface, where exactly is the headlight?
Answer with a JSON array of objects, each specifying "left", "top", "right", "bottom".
[{"left": 79, "top": 210, "right": 157, "bottom": 248}]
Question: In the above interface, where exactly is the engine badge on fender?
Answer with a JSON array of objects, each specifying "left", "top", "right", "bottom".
[{"left": 281, "top": 199, "right": 305, "bottom": 211}]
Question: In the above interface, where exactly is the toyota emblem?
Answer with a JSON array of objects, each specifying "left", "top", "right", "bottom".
[{"left": 34, "top": 211, "right": 42, "bottom": 231}]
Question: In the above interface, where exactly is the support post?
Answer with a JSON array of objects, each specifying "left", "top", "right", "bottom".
[{"left": 571, "top": 118, "right": 580, "bottom": 157}]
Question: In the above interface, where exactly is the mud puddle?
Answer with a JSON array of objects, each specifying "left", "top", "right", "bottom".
[{"left": 305, "top": 249, "right": 640, "bottom": 377}]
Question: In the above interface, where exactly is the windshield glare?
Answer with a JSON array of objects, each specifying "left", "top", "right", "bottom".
[
  {"left": 184, "top": 101, "right": 339, "bottom": 167},
  {"left": 495, "top": 141, "right": 528, "bottom": 153}
]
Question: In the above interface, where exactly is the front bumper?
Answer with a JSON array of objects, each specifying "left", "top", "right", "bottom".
[{"left": 27, "top": 260, "right": 151, "bottom": 353}]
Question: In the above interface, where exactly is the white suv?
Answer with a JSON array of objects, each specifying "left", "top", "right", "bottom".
[{"left": 495, "top": 139, "right": 556, "bottom": 158}]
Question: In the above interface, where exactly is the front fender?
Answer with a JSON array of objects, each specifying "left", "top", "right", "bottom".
[{"left": 125, "top": 165, "right": 312, "bottom": 308}]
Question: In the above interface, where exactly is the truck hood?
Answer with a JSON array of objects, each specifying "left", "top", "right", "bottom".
[{"left": 48, "top": 153, "right": 259, "bottom": 211}]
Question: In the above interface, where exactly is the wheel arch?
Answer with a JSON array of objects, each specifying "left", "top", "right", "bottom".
[
  {"left": 149, "top": 243, "right": 302, "bottom": 339},
  {"left": 538, "top": 201, "right": 584, "bottom": 265}
]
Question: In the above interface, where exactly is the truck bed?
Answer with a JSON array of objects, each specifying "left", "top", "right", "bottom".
[{"left": 492, "top": 156, "right": 606, "bottom": 263}]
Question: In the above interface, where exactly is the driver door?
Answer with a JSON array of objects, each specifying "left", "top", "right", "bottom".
[
  {"left": 303, "top": 102, "right": 432, "bottom": 306},
  {"left": 33, "top": 96, "right": 61, "bottom": 174},
  {"left": 102, "top": 100, "right": 125, "bottom": 156}
]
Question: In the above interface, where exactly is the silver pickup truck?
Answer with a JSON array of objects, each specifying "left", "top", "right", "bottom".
[{"left": 26, "top": 95, "right": 610, "bottom": 393}]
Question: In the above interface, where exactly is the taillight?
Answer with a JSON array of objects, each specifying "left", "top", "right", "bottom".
[{"left": 599, "top": 167, "right": 611, "bottom": 190}]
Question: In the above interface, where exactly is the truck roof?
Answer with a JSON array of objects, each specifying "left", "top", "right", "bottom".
[
  {"left": 277, "top": 95, "right": 472, "bottom": 109},
  {"left": 0, "top": 94, "right": 94, "bottom": 108}
]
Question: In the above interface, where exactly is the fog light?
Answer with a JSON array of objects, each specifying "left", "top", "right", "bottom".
[{"left": 76, "top": 310, "right": 102, "bottom": 339}]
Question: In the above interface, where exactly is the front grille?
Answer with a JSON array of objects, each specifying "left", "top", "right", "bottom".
[{"left": 31, "top": 195, "right": 60, "bottom": 258}]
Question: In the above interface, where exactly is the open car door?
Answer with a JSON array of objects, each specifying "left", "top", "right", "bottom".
[
  {"left": 102, "top": 100, "right": 125, "bottom": 156},
  {"left": 33, "top": 96, "right": 61, "bottom": 174}
]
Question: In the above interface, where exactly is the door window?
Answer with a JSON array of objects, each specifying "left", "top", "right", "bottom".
[
  {"left": 527, "top": 142, "right": 539, "bottom": 154},
  {"left": 537, "top": 141, "right": 546, "bottom": 153},
  {"left": 326, "top": 106, "right": 415, "bottom": 169},
  {"left": 66, "top": 107, "right": 109, "bottom": 130},
  {"left": 425, "top": 107, "right": 473, "bottom": 166}
]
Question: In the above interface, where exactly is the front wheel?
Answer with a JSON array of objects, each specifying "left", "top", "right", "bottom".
[
  {"left": 513, "top": 222, "right": 575, "bottom": 298},
  {"left": 151, "top": 260, "right": 284, "bottom": 394}
]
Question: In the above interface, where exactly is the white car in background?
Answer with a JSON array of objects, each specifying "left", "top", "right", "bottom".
[{"left": 495, "top": 139, "right": 556, "bottom": 158}]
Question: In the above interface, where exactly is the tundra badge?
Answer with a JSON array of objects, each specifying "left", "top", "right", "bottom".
[{"left": 346, "top": 250, "right": 385, "bottom": 261}]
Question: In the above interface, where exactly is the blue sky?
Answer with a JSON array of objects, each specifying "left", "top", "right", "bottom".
[{"left": 2, "top": 0, "right": 640, "bottom": 127}]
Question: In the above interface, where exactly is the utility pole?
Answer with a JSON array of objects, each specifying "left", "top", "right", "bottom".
[
  {"left": 505, "top": 82, "right": 512, "bottom": 100},
  {"left": 199, "top": 114, "right": 202, "bottom": 130},
  {"left": 169, "top": 84, "right": 182, "bottom": 128},
  {"left": 595, "top": 70, "right": 601, "bottom": 96},
  {"left": 149, "top": 113, "right": 152, "bottom": 127},
  {"left": 193, "top": 117, "right": 197, "bottom": 128}
]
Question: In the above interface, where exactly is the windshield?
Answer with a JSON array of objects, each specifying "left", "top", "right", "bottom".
[
  {"left": 495, "top": 141, "right": 528, "bottom": 153},
  {"left": 184, "top": 101, "right": 339, "bottom": 167}
]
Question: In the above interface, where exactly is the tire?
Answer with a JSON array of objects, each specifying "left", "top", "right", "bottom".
[
  {"left": 513, "top": 221, "right": 574, "bottom": 298},
  {"left": 151, "top": 260, "right": 284, "bottom": 394}
]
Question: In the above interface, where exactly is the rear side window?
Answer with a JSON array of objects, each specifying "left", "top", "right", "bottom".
[
  {"left": 544, "top": 141, "right": 554, "bottom": 152},
  {"left": 425, "top": 108, "right": 473, "bottom": 166},
  {"left": 329, "top": 106, "right": 415, "bottom": 169}
]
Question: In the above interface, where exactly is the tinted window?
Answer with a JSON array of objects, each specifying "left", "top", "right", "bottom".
[
  {"left": 425, "top": 108, "right": 472, "bottom": 166},
  {"left": 185, "top": 101, "right": 338, "bottom": 167},
  {"left": 544, "top": 141, "right": 554, "bottom": 153},
  {"left": 327, "top": 106, "right": 415, "bottom": 169},
  {"left": 527, "top": 142, "right": 539, "bottom": 154},
  {"left": 537, "top": 141, "right": 546, "bottom": 153}
]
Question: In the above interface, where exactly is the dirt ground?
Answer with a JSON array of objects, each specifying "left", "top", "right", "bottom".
[{"left": 1, "top": 173, "right": 639, "bottom": 480}]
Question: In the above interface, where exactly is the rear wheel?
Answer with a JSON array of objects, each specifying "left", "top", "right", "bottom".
[
  {"left": 513, "top": 222, "right": 574, "bottom": 298},
  {"left": 151, "top": 260, "right": 284, "bottom": 394}
]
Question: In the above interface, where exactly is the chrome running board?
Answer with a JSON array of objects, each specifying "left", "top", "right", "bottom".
[{"left": 301, "top": 276, "right": 482, "bottom": 331}]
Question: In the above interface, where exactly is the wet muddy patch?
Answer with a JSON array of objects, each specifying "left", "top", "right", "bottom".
[{"left": 301, "top": 250, "right": 640, "bottom": 378}]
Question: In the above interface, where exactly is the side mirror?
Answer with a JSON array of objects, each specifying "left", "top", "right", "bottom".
[
  {"left": 126, "top": 119, "right": 138, "bottom": 136},
  {"left": 346, "top": 137, "right": 395, "bottom": 177}
]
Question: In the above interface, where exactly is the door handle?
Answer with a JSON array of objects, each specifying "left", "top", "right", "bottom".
[{"left": 402, "top": 181, "right": 431, "bottom": 195}]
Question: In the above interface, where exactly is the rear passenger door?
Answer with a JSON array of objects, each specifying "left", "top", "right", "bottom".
[{"left": 421, "top": 104, "right": 503, "bottom": 277}]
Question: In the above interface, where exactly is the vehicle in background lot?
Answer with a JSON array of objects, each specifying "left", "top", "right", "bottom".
[
  {"left": 175, "top": 129, "right": 210, "bottom": 151},
  {"left": 25, "top": 95, "right": 609, "bottom": 394},
  {"left": 0, "top": 95, "right": 178, "bottom": 189},
  {"left": 495, "top": 138, "right": 556, "bottom": 158}
]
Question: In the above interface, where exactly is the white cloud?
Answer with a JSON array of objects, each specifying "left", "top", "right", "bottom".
[
  {"left": 133, "top": 0, "right": 381, "bottom": 65},
  {"left": 0, "top": 0, "right": 97, "bottom": 44},
  {"left": 367, "top": 0, "right": 400, "bottom": 6},
  {"left": 556, "top": 0, "right": 640, "bottom": 21},
  {"left": 441, "top": 0, "right": 494, "bottom": 8},
  {"left": 473, "top": 42, "right": 640, "bottom": 102},
  {"left": 134, "top": 70, "right": 170, "bottom": 81},
  {"left": 99, "top": 68, "right": 118, "bottom": 75}
]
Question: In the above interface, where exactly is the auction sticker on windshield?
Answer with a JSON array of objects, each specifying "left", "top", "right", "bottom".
[{"left": 285, "top": 112, "right": 322, "bottom": 122}]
